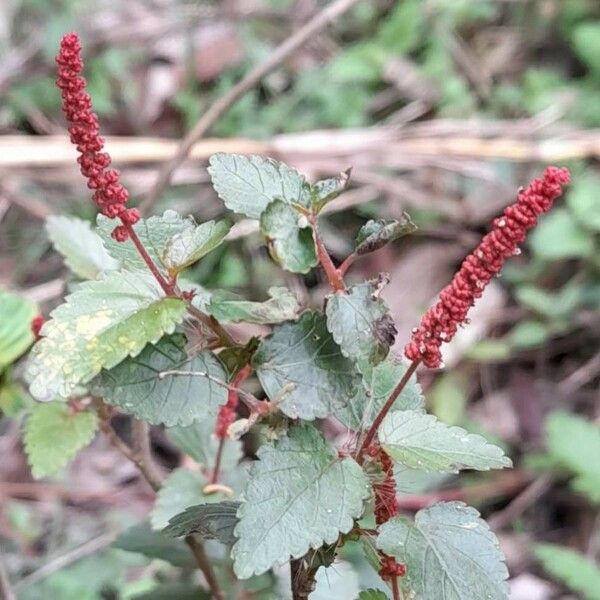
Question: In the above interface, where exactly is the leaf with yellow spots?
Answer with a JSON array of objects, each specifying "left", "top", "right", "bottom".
[
  {"left": 26, "top": 271, "right": 187, "bottom": 400},
  {"left": 24, "top": 402, "right": 97, "bottom": 478}
]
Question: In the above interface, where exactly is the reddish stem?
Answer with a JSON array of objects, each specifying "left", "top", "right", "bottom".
[
  {"left": 356, "top": 360, "right": 420, "bottom": 463},
  {"left": 337, "top": 252, "right": 357, "bottom": 276},
  {"left": 211, "top": 437, "right": 226, "bottom": 484},
  {"left": 392, "top": 576, "right": 401, "bottom": 600},
  {"left": 123, "top": 222, "right": 175, "bottom": 295},
  {"left": 310, "top": 218, "right": 346, "bottom": 292}
]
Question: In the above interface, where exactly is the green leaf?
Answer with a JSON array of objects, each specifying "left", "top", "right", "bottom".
[
  {"left": 325, "top": 280, "right": 396, "bottom": 367},
  {"left": 24, "top": 403, "right": 97, "bottom": 478},
  {"left": 207, "top": 287, "right": 300, "bottom": 324},
  {"left": 0, "top": 381, "right": 31, "bottom": 417},
  {"left": 0, "top": 289, "right": 36, "bottom": 370},
  {"left": 208, "top": 153, "right": 311, "bottom": 219},
  {"left": 260, "top": 199, "right": 317, "bottom": 274},
  {"left": 46, "top": 215, "right": 119, "bottom": 279},
  {"left": 567, "top": 172, "right": 600, "bottom": 232},
  {"left": 167, "top": 418, "right": 242, "bottom": 471},
  {"left": 162, "top": 219, "right": 230, "bottom": 273},
  {"left": 92, "top": 335, "right": 227, "bottom": 427},
  {"left": 510, "top": 319, "right": 549, "bottom": 349},
  {"left": 529, "top": 208, "right": 593, "bottom": 259},
  {"left": 546, "top": 411, "right": 600, "bottom": 503},
  {"left": 310, "top": 561, "right": 360, "bottom": 600},
  {"left": 163, "top": 501, "right": 241, "bottom": 545},
  {"left": 310, "top": 169, "right": 351, "bottom": 212},
  {"left": 379, "top": 410, "right": 511, "bottom": 473},
  {"left": 336, "top": 358, "right": 424, "bottom": 431},
  {"left": 355, "top": 215, "right": 417, "bottom": 256},
  {"left": 113, "top": 521, "right": 195, "bottom": 568},
  {"left": 535, "top": 543, "right": 600, "bottom": 600},
  {"left": 132, "top": 583, "right": 210, "bottom": 600},
  {"left": 151, "top": 468, "right": 227, "bottom": 530},
  {"left": 254, "top": 311, "right": 361, "bottom": 420},
  {"left": 377, "top": 502, "right": 509, "bottom": 600},
  {"left": 516, "top": 284, "right": 582, "bottom": 320},
  {"left": 572, "top": 22, "right": 600, "bottom": 75},
  {"left": 357, "top": 591, "right": 389, "bottom": 600},
  {"left": 232, "top": 424, "right": 369, "bottom": 578},
  {"left": 97, "top": 210, "right": 192, "bottom": 274},
  {"left": 27, "top": 271, "right": 187, "bottom": 400}
]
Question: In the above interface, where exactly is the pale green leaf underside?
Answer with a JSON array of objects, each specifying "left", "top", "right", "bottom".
[
  {"left": 26, "top": 271, "right": 187, "bottom": 400},
  {"left": 46, "top": 215, "right": 119, "bottom": 279},
  {"left": 163, "top": 501, "right": 241, "bottom": 545},
  {"left": 325, "top": 281, "right": 396, "bottom": 367},
  {"left": 97, "top": 210, "right": 192, "bottom": 274},
  {"left": 535, "top": 543, "right": 600, "bottom": 600},
  {"left": 24, "top": 403, "right": 97, "bottom": 478},
  {"left": 151, "top": 468, "right": 226, "bottom": 530},
  {"left": 260, "top": 199, "right": 317, "bottom": 274},
  {"left": 336, "top": 358, "right": 425, "bottom": 431},
  {"left": 162, "top": 219, "right": 230, "bottom": 272},
  {"left": 208, "top": 153, "right": 311, "bottom": 219},
  {"left": 0, "top": 289, "right": 36, "bottom": 370},
  {"left": 254, "top": 311, "right": 361, "bottom": 420},
  {"left": 232, "top": 425, "right": 369, "bottom": 578},
  {"left": 167, "top": 418, "right": 242, "bottom": 471},
  {"left": 92, "top": 335, "right": 227, "bottom": 427},
  {"left": 311, "top": 170, "right": 350, "bottom": 212},
  {"left": 207, "top": 286, "right": 300, "bottom": 324},
  {"left": 377, "top": 502, "right": 509, "bottom": 600},
  {"left": 546, "top": 411, "right": 600, "bottom": 503},
  {"left": 379, "top": 410, "right": 511, "bottom": 473}
]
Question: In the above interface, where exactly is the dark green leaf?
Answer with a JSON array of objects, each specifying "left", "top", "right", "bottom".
[
  {"left": 46, "top": 215, "right": 119, "bottom": 279},
  {"left": 355, "top": 215, "right": 416, "bottom": 256},
  {"left": 208, "top": 153, "right": 311, "bottom": 218},
  {"left": 232, "top": 425, "right": 369, "bottom": 578},
  {"left": 260, "top": 199, "right": 317, "bottom": 274},
  {"left": 163, "top": 220, "right": 231, "bottom": 273},
  {"left": 377, "top": 502, "right": 509, "bottom": 600},
  {"left": 357, "top": 591, "right": 389, "bottom": 600},
  {"left": 379, "top": 410, "right": 511, "bottom": 473},
  {"left": 24, "top": 403, "right": 97, "bottom": 478},
  {"left": 325, "top": 280, "right": 396, "bottom": 367},
  {"left": 113, "top": 521, "right": 195, "bottom": 568},
  {"left": 163, "top": 501, "right": 241, "bottom": 545},
  {"left": 254, "top": 311, "right": 361, "bottom": 420},
  {"left": 311, "top": 169, "right": 351, "bottom": 212},
  {"left": 92, "top": 335, "right": 227, "bottom": 427},
  {"left": 27, "top": 271, "right": 187, "bottom": 401},
  {"left": 207, "top": 287, "right": 300, "bottom": 324}
]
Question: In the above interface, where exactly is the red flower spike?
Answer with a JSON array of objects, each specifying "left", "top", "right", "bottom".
[
  {"left": 405, "top": 167, "right": 571, "bottom": 368},
  {"left": 31, "top": 314, "right": 44, "bottom": 340},
  {"left": 378, "top": 553, "right": 406, "bottom": 581},
  {"left": 56, "top": 33, "right": 139, "bottom": 239},
  {"left": 367, "top": 443, "right": 399, "bottom": 525}
]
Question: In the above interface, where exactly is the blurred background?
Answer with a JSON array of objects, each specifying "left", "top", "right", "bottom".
[{"left": 0, "top": 0, "right": 599, "bottom": 598}]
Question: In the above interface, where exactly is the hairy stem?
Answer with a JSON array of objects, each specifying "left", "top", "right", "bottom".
[
  {"left": 211, "top": 437, "right": 226, "bottom": 485},
  {"left": 185, "top": 535, "right": 225, "bottom": 600},
  {"left": 356, "top": 360, "right": 420, "bottom": 463},
  {"left": 290, "top": 559, "right": 316, "bottom": 600},
  {"left": 337, "top": 252, "right": 357, "bottom": 276},
  {"left": 311, "top": 219, "right": 346, "bottom": 292},
  {"left": 392, "top": 576, "right": 402, "bottom": 600}
]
